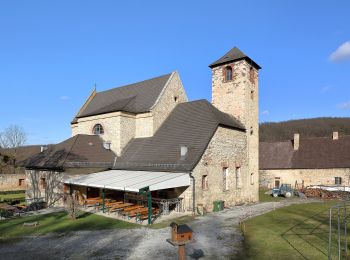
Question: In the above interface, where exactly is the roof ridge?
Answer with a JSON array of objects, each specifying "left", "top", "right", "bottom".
[{"left": 97, "top": 73, "right": 173, "bottom": 94}]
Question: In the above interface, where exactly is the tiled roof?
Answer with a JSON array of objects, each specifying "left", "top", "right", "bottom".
[
  {"left": 113, "top": 100, "right": 245, "bottom": 172},
  {"left": 260, "top": 135, "right": 350, "bottom": 169},
  {"left": 72, "top": 73, "right": 173, "bottom": 123},
  {"left": 209, "top": 47, "right": 261, "bottom": 69},
  {"left": 24, "top": 135, "right": 116, "bottom": 170}
]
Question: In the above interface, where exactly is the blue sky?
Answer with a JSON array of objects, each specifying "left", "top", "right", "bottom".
[{"left": 1, "top": 1, "right": 349, "bottom": 145}]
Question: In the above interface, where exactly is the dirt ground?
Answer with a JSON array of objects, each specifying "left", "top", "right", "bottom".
[{"left": 0, "top": 198, "right": 318, "bottom": 260}]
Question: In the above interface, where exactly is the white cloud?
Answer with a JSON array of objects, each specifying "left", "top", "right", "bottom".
[
  {"left": 330, "top": 41, "right": 350, "bottom": 62},
  {"left": 262, "top": 110, "right": 269, "bottom": 116},
  {"left": 60, "top": 96, "right": 70, "bottom": 101},
  {"left": 338, "top": 101, "right": 350, "bottom": 110}
]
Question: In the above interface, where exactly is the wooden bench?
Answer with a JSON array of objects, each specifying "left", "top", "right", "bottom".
[
  {"left": 136, "top": 209, "right": 160, "bottom": 223},
  {"left": 108, "top": 203, "right": 133, "bottom": 214}
]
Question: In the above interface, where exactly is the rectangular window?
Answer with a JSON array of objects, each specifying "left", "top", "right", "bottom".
[
  {"left": 202, "top": 175, "right": 208, "bottom": 190},
  {"left": 250, "top": 173, "right": 254, "bottom": 185},
  {"left": 18, "top": 179, "right": 25, "bottom": 186},
  {"left": 235, "top": 167, "right": 242, "bottom": 189},
  {"left": 40, "top": 178, "right": 46, "bottom": 189},
  {"left": 223, "top": 167, "right": 229, "bottom": 191}
]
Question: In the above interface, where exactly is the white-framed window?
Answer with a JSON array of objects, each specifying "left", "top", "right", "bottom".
[
  {"left": 235, "top": 167, "right": 242, "bottom": 189},
  {"left": 202, "top": 175, "right": 208, "bottom": 190},
  {"left": 223, "top": 167, "right": 229, "bottom": 191},
  {"left": 93, "top": 124, "right": 104, "bottom": 135}
]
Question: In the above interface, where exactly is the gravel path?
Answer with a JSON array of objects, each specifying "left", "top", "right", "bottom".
[{"left": 0, "top": 199, "right": 318, "bottom": 260}]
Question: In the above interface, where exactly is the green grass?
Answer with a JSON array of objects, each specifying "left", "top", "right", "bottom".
[
  {"left": 0, "top": 211, "right": 139, "bottom": 240},
  {"left": 0, "top": 191, "right": 25, "bottom": 201},
  {"left": 259, "top": 188, "right": 284, "bottom": 202},
  {"left": 242, "top": 201, "right": 347, "bottom": 260}
]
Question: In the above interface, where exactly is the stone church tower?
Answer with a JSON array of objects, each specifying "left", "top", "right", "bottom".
[{"left": 209, "top": 47, "right": 261, "bottom": 201}]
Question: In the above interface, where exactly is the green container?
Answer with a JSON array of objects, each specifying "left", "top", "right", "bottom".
[
  {"left": 213, "top": 201, "right": 220, "bottom": 212},
  {"left": 219, "top": 200, "right": 225, "bottom": 211}
]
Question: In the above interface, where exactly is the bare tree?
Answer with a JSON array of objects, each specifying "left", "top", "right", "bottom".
[
  {"left": 65, "top": 192, "right": 80, "bottom": 220},
  {"left": 0, "top": 125, "right": 27, "bottom": 148}
]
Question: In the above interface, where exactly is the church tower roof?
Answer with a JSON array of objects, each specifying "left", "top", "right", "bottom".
[{"left": 209, "top": 47, "right": 261, "bottom": 69}]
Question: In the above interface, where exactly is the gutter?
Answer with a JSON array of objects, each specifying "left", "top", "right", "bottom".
[{"left": 189, "top": 172, "right": 195, "bottom": 216}]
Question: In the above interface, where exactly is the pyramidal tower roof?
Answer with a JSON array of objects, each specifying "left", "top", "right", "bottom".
[{"left": 209, "top": 47, "right": 261, "bottom": 69}]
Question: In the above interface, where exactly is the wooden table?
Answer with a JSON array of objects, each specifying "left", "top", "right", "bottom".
[{"left": 108, "top": 203, "right": 133, "bottom": 214}]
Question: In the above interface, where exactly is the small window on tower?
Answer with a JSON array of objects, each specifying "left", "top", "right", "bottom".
[
  {"left": 174, "top": 96, "right": 179, "bottom": 103},
  {"left": 251, "top": 90, "right": 254, "bottom": 100},
  {"left": 225, "top": 66, "right": 233, "bottom": 81}
]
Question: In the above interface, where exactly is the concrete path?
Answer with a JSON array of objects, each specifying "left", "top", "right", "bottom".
[{"left": 0, "top": 199, "right": 318, "bottom": 260}]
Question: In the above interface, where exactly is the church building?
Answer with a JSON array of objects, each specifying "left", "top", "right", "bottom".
[{"left": 24, "top": 47, "right": 261, "bottom": 215}]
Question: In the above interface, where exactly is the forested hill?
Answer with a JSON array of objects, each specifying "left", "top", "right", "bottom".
[{"left": 260, "top": 117, "right": 350, "bottom": 142}]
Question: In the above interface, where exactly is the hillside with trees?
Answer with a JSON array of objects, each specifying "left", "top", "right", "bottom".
[{"left": 260, "top": 117, "right": 350, "bottom": 142}]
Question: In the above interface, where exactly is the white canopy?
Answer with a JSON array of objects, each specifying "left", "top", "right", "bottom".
[{"left": 64, "top": 170, "right": 190, "bottom": 192}]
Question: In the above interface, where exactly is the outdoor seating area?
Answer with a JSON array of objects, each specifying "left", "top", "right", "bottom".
[{"left": 81, "top": 195, "right": 161, "bottom": 224}]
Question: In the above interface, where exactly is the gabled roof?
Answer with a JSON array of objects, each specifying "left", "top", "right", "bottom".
[
  {"left": 260, "top": 135, "right": 350, "bottom": 169},
  {"left": 24, "top": 135, "right": 116, "bottom": 170},
  {"left": 209, "top": 47, "right": 261, "bottom": 69},
  {"left": 113, "top": 100, "right": 245, "bottom": 172},
  {"left": 72, "top": 73, "right": 173, "bottom": 123}
]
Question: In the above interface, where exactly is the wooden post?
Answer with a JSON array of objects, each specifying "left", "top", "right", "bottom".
[{"left": 178, "top": 245, "right": 185, "bottom": 260}]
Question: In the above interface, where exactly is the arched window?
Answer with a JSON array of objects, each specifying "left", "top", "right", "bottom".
[
  {"left": 93, "top": 124, "right": 104, "bottom": 135},
  {"left": 225, "top": 66, "right": 232, "bottom": 81}
]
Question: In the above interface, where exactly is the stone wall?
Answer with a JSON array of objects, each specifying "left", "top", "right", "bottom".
[
  {"left": 152, "top": 71, "right": 188, "bottom": 133},
  {"left": 71, "top": 111, "right": 136, "bottom": 156},
  {"left": 135, "top": 112, "right": 153, "bottom": 138},
  {"left": 259, "top": 168, "right": 350, "bottom": 189},
  {"left": 25, "top": 168, "right": 106, "bottom": 206},
  {"left": 180, "top": 126, "right": 256, "bottom": 212},
  {"left": 0, "top": 174, "right": 26, "bottom": 191},
  {"left": 211, "top": 59, "right": 260, "bottom": 202}
]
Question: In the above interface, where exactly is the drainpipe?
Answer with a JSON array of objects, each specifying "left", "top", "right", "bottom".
[
  {"left": 190, "top": 172, "right": 195, "bottom": 216},
  {"left": 102, "top": 189, "right": 105, "bottom": 213}
]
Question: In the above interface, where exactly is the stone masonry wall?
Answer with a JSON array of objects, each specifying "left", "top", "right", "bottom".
[
  {"left": 0, "top": 174, "right": 26, "bottom": 191},
  {"left": 135, "top": 112, "right": 153, "bottom": 138},
  {"left": 152, "top": 71, "right": 188, "bottom": 133},
  {"left": 180, "top": 126, "right": 255, "bottom": 212},
  {"left": 260, "top": 168, "right": 350, "bottom": 189},
  {"left": 211, "top": 59, "right": 260, "bottom": 202},
  {"left": 71, "top": 111, "right": 135, "bottom": 156}
]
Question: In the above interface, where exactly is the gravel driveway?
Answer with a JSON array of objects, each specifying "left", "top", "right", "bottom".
[{"left": 0, "top": 199, "right": 317, "bottom": 260}]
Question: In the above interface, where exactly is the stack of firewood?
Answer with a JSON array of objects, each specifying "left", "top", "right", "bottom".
[{"left": 304, "top": 188, "right": 350, "bottom": 200}]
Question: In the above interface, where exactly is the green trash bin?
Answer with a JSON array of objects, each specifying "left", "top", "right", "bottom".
[
  {"left": 213, "top": 201, "right": 220, "bottom": 212},
  {"left": 219, "top": 200, "right": 225, "bottom": 211}
]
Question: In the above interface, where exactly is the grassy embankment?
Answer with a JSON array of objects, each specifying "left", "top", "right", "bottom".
[{"left": 242, "top": 200, "right": 348, "bottom": 259}]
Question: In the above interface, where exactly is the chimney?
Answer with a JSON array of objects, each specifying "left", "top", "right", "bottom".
[
  {"left": 180, "top": 146, "right": 188, "bottom": 160},
  {"left": 293, "top": 133, "right": 300, "bottom": 151},
  {"left": 333, "top": 131, "right": 339, "bottom": 140}
]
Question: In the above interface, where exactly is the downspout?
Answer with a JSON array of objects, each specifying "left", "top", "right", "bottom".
[{"left": 190, "top": 172, "right": 195, "bottom": 216}]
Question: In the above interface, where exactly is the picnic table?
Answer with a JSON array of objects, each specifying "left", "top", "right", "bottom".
[
  {"left": 108, "top": 203, "right": 133, "bottom": 214},
  {"left": 96, "top": 201, "right": 123, "bottom": 211},
  {"left": 136, "top": 209, "right": 160, "bottom": 223},
  {"left": 126, "top": 207, "right": 154, "bottom": 219}
]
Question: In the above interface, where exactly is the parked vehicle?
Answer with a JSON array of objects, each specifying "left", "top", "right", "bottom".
[{"left": 272, "top": 184, "right": 294, "bottom": 198}]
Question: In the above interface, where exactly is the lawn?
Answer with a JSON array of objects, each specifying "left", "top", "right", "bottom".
[
  {"left": 0, "top": 191, "right": 25, "bottom": 201},
  {"left": 0, "top": 211, "right": 139, "bottom": 240},
  {"left": 242, "top": 201, "right": 348, "bottom": 260}
]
